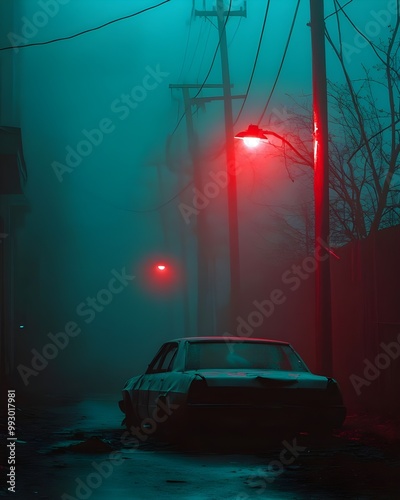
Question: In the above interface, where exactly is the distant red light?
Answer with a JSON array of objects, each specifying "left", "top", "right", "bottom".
[{"left": 137, "top": 256, "right": 183, "bottom": 296}]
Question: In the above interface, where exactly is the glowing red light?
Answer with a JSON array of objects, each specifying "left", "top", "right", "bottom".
[
  {"left": 235, "top": 125, "right": 268, "bottom": 149},
  {"left": 243, "top": 136, "right": 261, "bottom": 148},
  {"left": 138, "top": 256, "right": 182, "bottom": 296}
]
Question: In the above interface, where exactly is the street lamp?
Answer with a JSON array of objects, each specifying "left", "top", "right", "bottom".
[
  {"left": 235, "top": 124, "right": 269, "bottom": 148},
  {"left": 235, "top": 125, "right": 313, "bottom": 166}
]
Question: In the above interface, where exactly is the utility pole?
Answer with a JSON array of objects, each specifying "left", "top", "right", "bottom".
[
  {"left": 169, "top": 83, "right": 245, "bottom": 335},
  {"left": 195, "top": 0, "right": 246, "bottom": 330},
  {"left": 182, "top": 84, "right": 209, "bottom": 336},
  {"left": 310, "top": 0, "right": 332, "bottom": 375}
]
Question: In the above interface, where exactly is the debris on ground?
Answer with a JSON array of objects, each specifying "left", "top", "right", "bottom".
[{"left": 53, "top": 436, "right": 113, "bottom": 454}]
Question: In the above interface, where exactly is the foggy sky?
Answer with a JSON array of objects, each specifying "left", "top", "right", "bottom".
[{"left": 0, "top": 0, "right": 394, "bottom": 392}]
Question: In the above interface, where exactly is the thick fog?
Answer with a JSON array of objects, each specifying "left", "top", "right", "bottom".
[{"left": 1, "top": 0, "right": 394, "bottom": 394}]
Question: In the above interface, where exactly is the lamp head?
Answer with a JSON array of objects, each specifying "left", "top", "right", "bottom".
[{"left": 235, "top": 124, "right": 269, "bottom": 148}]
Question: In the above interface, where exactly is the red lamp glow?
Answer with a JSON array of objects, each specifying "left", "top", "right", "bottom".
[
  {"left": 137, "top": 256, "right": 183, "bottom": 296},
  {"left": 243, "top": 136, "right": 261, "bottom": 148},
  {"left": 235, "top": 124, "right": 269, "bottom": 148}
]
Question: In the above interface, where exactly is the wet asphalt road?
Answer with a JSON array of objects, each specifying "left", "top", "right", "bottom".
[{"left": 1, "top": 395, "right": 399, "bottom": 500}]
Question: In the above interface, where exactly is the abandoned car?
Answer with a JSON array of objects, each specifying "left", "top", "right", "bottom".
[{"left": 119, "top": 337, "right": 346, "bottom": 438}]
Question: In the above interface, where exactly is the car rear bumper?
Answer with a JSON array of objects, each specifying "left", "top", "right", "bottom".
[{"left": 186, "top": 403, "right": 346, "bottom": 431}]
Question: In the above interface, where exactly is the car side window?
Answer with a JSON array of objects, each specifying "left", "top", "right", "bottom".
[
  {"left": 159, "top": 345, "right": 178, "bottom": 372},
  {"left": 147, "top": 343, "right": 178, "bottom": 374},
  {"left": 147, "top": 345, "right": 169, "bottom": 373}
]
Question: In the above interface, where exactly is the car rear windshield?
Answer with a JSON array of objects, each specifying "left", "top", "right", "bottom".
[{"left": 185, "top": 342, "right": 308, "bottom": 372}]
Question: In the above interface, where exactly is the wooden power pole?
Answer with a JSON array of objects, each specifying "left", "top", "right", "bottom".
[
  {"left": 310, "top": 0, "right": 332, "bottom": 375},
  {"left": 169, "top": 84, "right": 245, "bottom": 335}
]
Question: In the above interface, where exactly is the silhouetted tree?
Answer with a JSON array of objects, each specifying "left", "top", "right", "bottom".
[{"left": 267, "top": 8, "right": 399, "bottom": 246}]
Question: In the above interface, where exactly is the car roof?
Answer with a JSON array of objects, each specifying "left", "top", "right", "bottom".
[{"left": 168, "top": 336, "right": 290, "bottom": 346}]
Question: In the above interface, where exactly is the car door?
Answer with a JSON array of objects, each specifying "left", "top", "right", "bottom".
[{"left": 146, "top": 343, "right": 179, "bottom": 420}]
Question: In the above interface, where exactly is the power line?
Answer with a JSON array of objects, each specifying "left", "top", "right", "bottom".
[
  {"left": 192, "top": 0, "right": 233, "bottom": 100},
  {"left": 132, "top": 0, "right": 237, "bottom": 213},
  {"left": 113, "top": 1, "right": 235, "bottom": 214},
  {"left": 332, "top": 0, "right": 389, "bottom": 67},
  {"left": 168, "top": 0, "right": 304, "bottom": 215},
  {"left": 257, "top": 0, "right": 301, "bottom": 126},
  {"left": 233, "top": 0, "right": 271, "bottom": 126},
  {"left": 177, "top": 16, "right": 194, "bottom": 83},
  {"left": 196, "top": 21, "right": 213, "bottom": 82},
  {"left": 169, "top": 0, "right": 233, "bottom": 138},
  {"left": 125, "top": 179, "right": 195, "bottom": 214},
  {"left": 324, "top": 0, "right": 353, "bottom": 21},
  {"left": 171, "top": 14, "right": 208, "bottom": 129},
  {"left": 205, "top": 16, "right": 218, "bottom": 31},
  {"left": 187, "top": 19, "right": 207, "bottom": 78},
  {"left": 0, "top": 0, "right": 171, "bottom": 52},
  {"left": 228, "top": 16, "right": 243, "bottom": 49},
  {"left": 79, "top": 178, "right": 195, "bottom": 215}
]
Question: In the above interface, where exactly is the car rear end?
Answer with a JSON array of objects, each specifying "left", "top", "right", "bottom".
[{"left": 186, "top": 370, "right": 345, "bottom": 434}]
